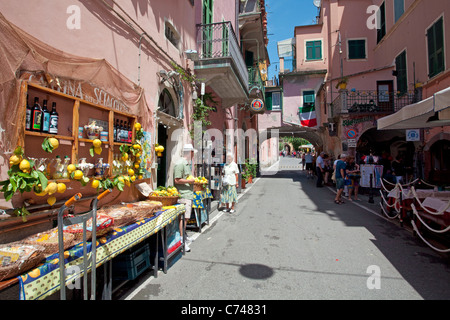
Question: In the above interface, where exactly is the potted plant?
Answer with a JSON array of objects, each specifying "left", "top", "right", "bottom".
[
  {"left": 244, "top": 158, "right": 257, "bottom": 184},
  {"left": 335, "top": 77, "right": 348, "bottom": 90}
]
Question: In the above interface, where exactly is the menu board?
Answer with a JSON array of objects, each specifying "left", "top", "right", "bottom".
[{"left": 359, "top": 164, "right": 383, "bottom": 188}]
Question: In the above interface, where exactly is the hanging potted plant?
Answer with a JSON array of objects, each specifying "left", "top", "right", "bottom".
[{"left": 335, "top": 77, "right": 348, "bottom": 90}]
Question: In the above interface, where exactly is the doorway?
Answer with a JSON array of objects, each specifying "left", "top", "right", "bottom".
[
  {"left": 376, "top": 80, "right": 394, "bottom": 112},
  {"left": 157, "top": 124, "right": 168, "bottom": 187}
]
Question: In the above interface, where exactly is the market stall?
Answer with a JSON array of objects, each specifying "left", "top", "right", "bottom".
[{"left": 15, "top": 203, "right": 185, "bottom": 300}]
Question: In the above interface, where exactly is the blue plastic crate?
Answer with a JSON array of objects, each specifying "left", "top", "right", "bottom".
[{"left": 113, "top": 243, "right": 151, "bottom": 280}]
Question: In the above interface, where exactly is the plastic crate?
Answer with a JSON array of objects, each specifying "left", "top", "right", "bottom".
[{"left": 113, "top": 243, "right": 151, "bottom": 280}]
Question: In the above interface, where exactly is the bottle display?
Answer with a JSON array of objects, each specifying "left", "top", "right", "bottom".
[
  {"left": 25, "top": 94, "right": 32, "bottom": 131},
  {"left": 31, "top": 97, "right": 43, "bottom": 132},
  {"left": 41, "top": 100, "right": 50, "bottom": 133},
  {"left": 49, "top": 102, "right": 59, "bottom": 134}
]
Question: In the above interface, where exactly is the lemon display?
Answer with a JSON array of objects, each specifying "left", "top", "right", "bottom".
[
  {"left": 48, "top": 137, "right": 59, "bottom": 150},
  {"left": 45, "top": 182, "right": 58, "bottom": 195},
  {"left": 57, "top": 183, "right": 66, "bottom": 194},
  {"left": 91, "top": 179, "right": 100, "bottom": 189},
  {"left": 73, "top": 170, "right": 83, "bottom": 180},
  {"left": 67, "top": 164, "right": 76, "bottom": 173},
  {"left": 47, "top": 196, "right": 56, "bottom": 206},
  {"left": 92, "top": 139, "right": 102, "bottom": 148},
  {"left": 9, "top": 154, "right": 22, "bottom": 166},
  {"left": 19, "top": 159, "right": 31, "bottom": 172}
]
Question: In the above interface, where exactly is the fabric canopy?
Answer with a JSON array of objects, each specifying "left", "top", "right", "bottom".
[{"left": 377, "top": 86, "right": 450, "bottom": 130}]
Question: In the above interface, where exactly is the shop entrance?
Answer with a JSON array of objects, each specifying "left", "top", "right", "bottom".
[{"left": 157, "top": 124, "right": 168, "bottom": 187}]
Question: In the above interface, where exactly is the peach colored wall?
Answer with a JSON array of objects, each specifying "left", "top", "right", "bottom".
[{"left": 0, "top": 0, "right": 197, "bottom": 130}]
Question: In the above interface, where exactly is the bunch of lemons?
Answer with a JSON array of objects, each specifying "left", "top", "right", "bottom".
[
  {"left": 151, "top": 186, "right": 179, "bottom": 197},
  {"left": 194, "top": 176, "right": 208, "bottom": 184}
]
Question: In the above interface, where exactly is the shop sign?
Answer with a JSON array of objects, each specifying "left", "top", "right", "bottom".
[
  {"left": 406, "top": 129, "right": 420, "bottom": 141},
  {"left": 250, "top": 99, "right": 264, "bottom": 112},
  {"left": 342, "top": 116, "right": 374, "bottom": 127},
  {"left": 21, "top": 71, "right": 131, "bottom": 114}
]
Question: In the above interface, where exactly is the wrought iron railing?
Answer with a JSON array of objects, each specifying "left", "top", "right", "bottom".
[
  {"left": 248, "top": 66, "right": 265, "bottom": 97},
  {"left": 196, "top": 21, "right": 249, "bottom": 89},
  {"left": 332, "top": 90, "right": 417, "bottom": 115}
]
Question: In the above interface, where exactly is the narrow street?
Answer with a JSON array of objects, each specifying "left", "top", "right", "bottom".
[{"left": 117, "top": 156, "right": 450, "bottom": 300}]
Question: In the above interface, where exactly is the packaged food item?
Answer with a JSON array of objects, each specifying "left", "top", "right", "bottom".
[
  {"left": 0, "top": 243, "right": 45, "bottom": 281},
  {"left": 97, "top": 205, "right": 137, "bottom": 227},
  {"left": 63, "top": 213, "right": 114, "bottom": 241},
  {"left": 24, "top": 228, "right": 74, "bottom": 256}
]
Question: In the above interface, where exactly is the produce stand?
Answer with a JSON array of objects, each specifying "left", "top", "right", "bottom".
[{"left": 16, "top": 203, "right": 185, "bottom": 300}]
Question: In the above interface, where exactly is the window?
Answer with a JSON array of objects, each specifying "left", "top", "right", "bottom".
[
  {"left": 427, "top": 17, "right": 445, "bottom": 78},
  {"left": 165, "top": 21, "right": 180, "bottom": 48},
  {"left": 306, "top": 40, "right": 322, "bottom": 60},
  {"left": 394, "top": 0, "right": 404, "bottom": 23},
  {"left": 303, "top": 90, "right": 315, "bottom": 104},
  {"left": 348, "top": 39, "right": 366, "bottom": 60},
  {"left": 376, "top": 2, "right": 386, "bottom": 44},
  {"left": 265, "top": 91, "right": 282, "bottom": 111},
  {"left": 158, "top": 89, "right": 176, "bottom": 117},
  {"left": 271, "top": 92, "right": 281, "bottom": 110},
  {"left": 395, "top": 50, "right": 407, "bottom": 95}
]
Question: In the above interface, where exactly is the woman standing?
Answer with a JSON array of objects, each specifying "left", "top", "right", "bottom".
[
  {"left": 346, "top": 156, "right": 361, "bottom": 201},
  {"left": 221, "top": 154, "right": 240, "bottom": 213}
]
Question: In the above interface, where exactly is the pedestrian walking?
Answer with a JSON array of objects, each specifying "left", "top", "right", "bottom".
[
  {"left": 301, "top": 152, "right": 306, "bottom": 170},
  {"left": 315, "top": 151, "right": 325, "bottom": 187},
  {"left": 174, "top": 144, "right": 196, "bottom": 252},
  {"left": 346, "top": 155, "right": 360, "bottom": 201},
  {"left": 334, "top": 154, "right": 347, "bottom": 204},
  {"left": 305, "top": 151, "right": 314, "bottom": 179},
  {"left": 221, "top": 154, "right": 239, "bottom": 213}
]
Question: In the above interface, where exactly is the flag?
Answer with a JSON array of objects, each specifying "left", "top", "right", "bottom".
[{"left": 299, "top": 103, "right": 317, "bottom": 127}]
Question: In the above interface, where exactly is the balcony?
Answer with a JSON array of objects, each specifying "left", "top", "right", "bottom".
[
  {"left": 195, "top": 22, "right": 249, "bottom": 108},
  {"left": 331, "top": 90, "right": 417, "bottom": 117}
]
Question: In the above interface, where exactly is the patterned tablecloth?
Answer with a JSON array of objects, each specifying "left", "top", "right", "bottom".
[
  {"left": 192, "top": 188, "right": 213, "bottom": 208},
  {"left": 18, "top": 204, "right": 185, "bottom": 300}
]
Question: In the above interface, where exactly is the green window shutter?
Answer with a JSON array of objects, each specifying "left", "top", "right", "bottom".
[
  {"left": 306, "top": 41, "right": 322, "bottom": 60},
  {"left": 348, "top": 39, "right": 366, "bottom": 59},
  {"left": 265, "top": 92, "right": 272, "bottom": 111},
  {"left": 395, "top": 50, "right": 407, "bottom": 95},
  {"left": 377, "top": 2, "right": 386, "bottom": 44},
  {"left": 427, "top": 17, "right": 444, "bottom": 78}
]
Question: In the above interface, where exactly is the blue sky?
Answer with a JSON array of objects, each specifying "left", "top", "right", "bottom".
[{"left": 265, "top": 0, "right": 319, "bottom": 81}]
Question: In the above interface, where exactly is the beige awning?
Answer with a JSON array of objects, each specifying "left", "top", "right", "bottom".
[{"left": 377, "top": 86, "right": 450, "bottom": 130}]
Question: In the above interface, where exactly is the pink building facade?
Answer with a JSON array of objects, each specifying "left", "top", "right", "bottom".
[{"left": 263, "top": 0, "right": 449, "bottom": 183}]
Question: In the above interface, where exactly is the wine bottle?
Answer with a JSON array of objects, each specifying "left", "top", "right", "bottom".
[
  {"left": 31, "top": 97, "right": 42, "bottom": 132},
  {"left": 25, "top": 94, "right": 32, "bottom": 131},
  {"left": 49, "top": 102, "right": 59, "bottom": 134},
  {"left": 114, "top": 119, "right": 119, "bottom": 142},
  {"left": 127, "top": 122, "right": 132, "bottom": 143},
  {"left": 41, "top": 100, "right": 50, "bottom": 133},
  {"left": 119, "top": 120, "right": 124, "bottom": 142}
]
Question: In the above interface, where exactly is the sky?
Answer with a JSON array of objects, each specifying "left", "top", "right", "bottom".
[{"left": 265, "top": 0, "right": 319, "bottom": 81}]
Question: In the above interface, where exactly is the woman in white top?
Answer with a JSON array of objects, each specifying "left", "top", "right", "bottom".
[{"left": 221, "top": 154, "right": 239, "bottom": 213}]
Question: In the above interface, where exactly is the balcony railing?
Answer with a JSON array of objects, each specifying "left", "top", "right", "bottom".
[
  {"left": 331, "top": 90, "right": 417, "bottom": 116},
  {"left": 248, "top": 66, "right": 265, "bottom": 97},
  {"left": 196, "top": 21, "right": 249, "bottom": 89}
]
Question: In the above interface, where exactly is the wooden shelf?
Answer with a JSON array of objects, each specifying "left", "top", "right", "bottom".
[{"left": 25, "top": 130, "right": 74, "bottom": 141}]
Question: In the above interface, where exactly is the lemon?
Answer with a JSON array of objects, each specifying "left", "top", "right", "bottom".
[
  {"left": 133, "top": 144, "right": 141, "bottom": 150},
  {"left": 135, "top": 152, "right": 141, "bottom": 158},
  {"left": 45, "top": 182, "right": 58, "bottom": 195},
  {"left": 57, "top": 183, "right": 66, "bottom": 194},
  {"left": 47, "top": 196, "right": 56, "bottom": 206},
  {"left": 73, "top": 170, "right": 83, "bottom": 180},
  {"left": 134, "top": 163, "right": 140, "bottom": 169},
  {"left": 124, "top": 176, "right": 130, "bottom": 187},
  {"left": 67, "top": 164, "right": 76, "bottom": 173},
  {"left": 127, "top": 169, "right": 134, "bottom": 176},
  {"left": 130, "top": 175, "right": 136, "bottom": 182},
  {"left": 9, "top": 154, "right": 22, "bottom": 166},
  {"left": 19, "top": 159, "right": 31, "bottom": 172},
  {"left": 34, "top": 184, "right": 47, "bottom": 196},
  {"left": 92, "top": 139, "right": 102, "bottom": 148},
  {"left": 134, "top": 122, "right": 141, "bottom": 131},
  {"left": 138, "top": 175, "right": 143, "bottom": 180},
  {"left": 118, "top": 176, "right": 124, "bottom": 184},
  {"left": 91, "top": 179, "right": 100, "bottom": 189},
  {"left": 49, "top": 137, "right": 59, "bottom": 150},
  {"left": 121, "top": 153, "right": 128, "bottom": 161},
  {"left": 94, "top": 147, "right": 102, "bottom": 155}
]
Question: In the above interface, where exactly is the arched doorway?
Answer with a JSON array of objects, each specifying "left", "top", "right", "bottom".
[{"left": 156, "top": 89, "right": 175, "bottom": 187}]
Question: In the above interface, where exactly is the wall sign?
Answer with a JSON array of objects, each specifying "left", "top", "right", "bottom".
[
  {"left": 406, "top": 129, "right": 420, "bottom": 141},
  {"left": 250, "top": 99, "right": 264, "bottom": 112},
  {"left": 346, "top": 129, "right": 357, "bottom": 139}
]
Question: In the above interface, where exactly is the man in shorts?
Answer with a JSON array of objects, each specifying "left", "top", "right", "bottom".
[
  {"left": 305, "top": 151, "right": 314, "bottom": 179},
  {"left": 334, "top": 154, "right": 347, "bottom": 204}
]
